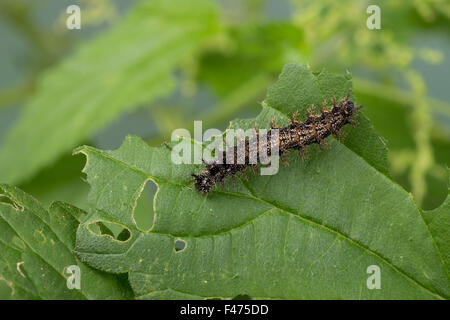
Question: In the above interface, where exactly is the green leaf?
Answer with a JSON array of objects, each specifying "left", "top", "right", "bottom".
[
  {"left": 74, "top": 64, "right": 449, "bottom": 299},
  {"left": 0, "top": 184, "right": 133, "bottom": 299},
  {"left": 0, "top": 0, "right": 218, "bottom": 185}
]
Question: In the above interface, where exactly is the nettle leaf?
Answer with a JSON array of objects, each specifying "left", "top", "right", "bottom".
[
  {"left": 74, "top": 64, "right": 449, "bottom": 299},
  {"left": 0, "top": 185, "right": 133, "bottom": 299},
  {"left": 0, "top": 0, "right": 218, "bottom": 185}
]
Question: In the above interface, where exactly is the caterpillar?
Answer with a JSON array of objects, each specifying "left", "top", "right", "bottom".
[{"left": 192, "top": 95, "right": 361, "bottom": 193}]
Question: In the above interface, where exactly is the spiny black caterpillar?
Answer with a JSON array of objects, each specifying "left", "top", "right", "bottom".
[{"left": 192, "top": 96, "right": 362, "bottom": 193}]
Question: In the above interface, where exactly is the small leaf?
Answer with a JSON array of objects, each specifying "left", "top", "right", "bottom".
[
  {"left": 0, "top": 185, "right": 133, "bottom": 299},
  {"left": 0, "top": 0, "right": 218, "bottom": 184}
]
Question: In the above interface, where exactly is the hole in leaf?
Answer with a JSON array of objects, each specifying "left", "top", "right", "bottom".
[
  {"left": 174, "top": 239, "right": 186, "bottom": 252},
  {"left": 232, "top": 294, "right": 252, "bottom": 300},
  {"left": 134, "top": 180, "right": 157, "bottom": 231},
  {"left": 0, "top": 194, "right": 24, "bottom": 212},
  {"left": 117, "top": 228, "right": 131, "bottom": 241},
  {"left": 88, "top": 221, "right": 131, "bottom": 242}
]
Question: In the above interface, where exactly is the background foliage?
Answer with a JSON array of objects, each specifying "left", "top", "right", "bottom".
[{"left": 0, "top": 0, "right": 448, "bottom": 299}]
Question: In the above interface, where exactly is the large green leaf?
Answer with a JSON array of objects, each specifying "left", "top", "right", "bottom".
[
  {"left": 74, "top": 64, "right": 449, "bottom": 299},
  {"left": 0, "top": 184, "right": 133, "bottom": 299},
  {"left": 0, "top": 0, "right": 218, "bottom": 184}
]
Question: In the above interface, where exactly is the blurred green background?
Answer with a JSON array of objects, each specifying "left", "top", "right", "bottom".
[{"left": 0, "top": 0, "right": 449, "bottom": 297}]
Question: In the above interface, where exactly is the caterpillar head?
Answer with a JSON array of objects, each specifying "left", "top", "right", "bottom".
[{"left": 340, "top": 97, "right": 355, "bottom": 116}]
